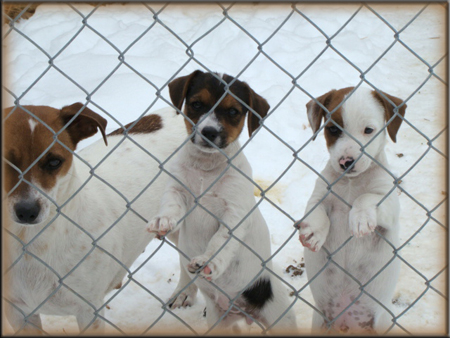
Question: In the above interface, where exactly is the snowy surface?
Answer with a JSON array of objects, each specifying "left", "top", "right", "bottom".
[{"left": 3, "top": 2, "right": 447, "bottom": 335}]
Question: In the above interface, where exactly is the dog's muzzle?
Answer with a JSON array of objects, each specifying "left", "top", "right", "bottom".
[
  {"left": 14, "top": 200, "right": 41, "bottom": 224},
  {"left": 201, "top": 127, "right": 219, "bottom": 144},
  {"left": 194, "top": 126, "right": 226, "bottom": 150}
]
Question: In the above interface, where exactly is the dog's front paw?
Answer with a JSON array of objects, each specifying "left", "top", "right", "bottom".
[
  {"left": 147, "top": 215, "right": 178, "bottom": 236},
  {"left": 168, "top": 283, "right": 198, "bottom": 309},
  {"left": 299, "top": 221, "right": 327, "bottom": 252},
  {"left": 349, "top": 207, "right": 377, "bottom": 237},
  {"left": 187, "top": 256, "right": 221, "bottom": 281}
]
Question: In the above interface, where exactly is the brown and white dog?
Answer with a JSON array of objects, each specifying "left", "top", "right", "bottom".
[
  {"left": 147, "top": 70, "right": 298, "bottom": 334},
  {"left": 299, "top": 86, "right": 406, "bottom": 334},
  {"left": 3, "top": 103, "right": 186, "bottom": 334}
]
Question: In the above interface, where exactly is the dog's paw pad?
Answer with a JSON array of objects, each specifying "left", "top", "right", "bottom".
[
  {"left": 187, "top": 257, "right": 218, "bottom": 281},
  {"left": 202, "top": 265, "right": 212, "bottom": 275}
]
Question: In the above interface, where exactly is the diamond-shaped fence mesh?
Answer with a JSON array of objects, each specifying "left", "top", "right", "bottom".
[{"left": 2, "top": 2, "right": 448, "bottom": 336}]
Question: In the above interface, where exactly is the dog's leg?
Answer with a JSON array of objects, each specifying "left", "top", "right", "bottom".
[
  {"left": 5, "top": 302, "right": 43, "bottom": 335},
  {"left": 299, "top": 179, "right": 331, "bottom": 252},
  {"left": 147, "top": 184, "right": 187, "bottom": 236},
  {"left": 168, "top": 265, "right": 198, "bottom": 309},
  {"left": 165, "top": 225, "right": 198, "bottom": 309},
  {"left": 76, "top": 305, "right": 105, "bottom": 334},
  {"left": 349, "top": 191, "right": 399, "bottom": 237}
]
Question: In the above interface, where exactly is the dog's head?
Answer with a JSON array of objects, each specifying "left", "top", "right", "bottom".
[
  {"left": 3, "top": 103, "right": 107, "bottom": 226},
  {"left": 306, "top": 87, "right": 407, "bottom": 177},
  {"left": 168, "top": 70, "right": 270, "bottom": 152}
]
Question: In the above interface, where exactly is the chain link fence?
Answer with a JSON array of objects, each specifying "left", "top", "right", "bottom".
[{"left": 2, "top": 1, "right": 448, "bottom": 335}]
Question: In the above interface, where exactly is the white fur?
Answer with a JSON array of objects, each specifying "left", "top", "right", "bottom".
[
  {"left": 28, "top": 118, "right": 38, "bottom": 134},
  {"left": 192, "top": 112, "right": 223, "bottom": 149},
  {"left": 148, "top": 133, "right": 297, "bottom": 334},
  {"left": 300, "top": 87, "right": 401, "bottom": 334},
  {"left": 5, "top": 108, "right": 186, "bottom": 334}
]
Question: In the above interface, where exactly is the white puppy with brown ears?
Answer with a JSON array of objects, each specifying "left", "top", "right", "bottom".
[
  {"left": 147, "top": 70, "right": 297, "bottom": 334},
  {"left": 299, "top": 86, "right": 406, "bottom": 334}
]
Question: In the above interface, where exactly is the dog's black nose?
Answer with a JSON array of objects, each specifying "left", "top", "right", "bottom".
[
  {"left": 14, "top": 201, "right": 41, "bottom": 224},
  {"left": 201, "top": 127, "right": 219, "bottom": 143},
  {"left": 340, "top": 159, "right": 355, "bottom": 170}
]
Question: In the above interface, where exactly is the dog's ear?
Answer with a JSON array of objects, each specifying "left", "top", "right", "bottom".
[
  {"left": 246, "top": 86, "right": 270, "bottom": 137},
  {"left": 60, "top": 103, "right": 108, "bottom": 147},
  {"left": 306, "top": 90, "right": 336, "bottom": 140},
  {"left": 221, "top": 74, "right": 269, "bottom": 136},
  {"left": 372, "top": 91, "right": 407, "bottom": 143},
  {"left": 168, "top": 70, "right": 203, "bottom": 113}
]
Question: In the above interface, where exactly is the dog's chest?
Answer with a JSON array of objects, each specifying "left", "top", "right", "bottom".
[
  {"left": 325, "top": 179, "right": 368, "bottom": 242},
  {"left": 6, "top": 225, "right": 115, "bottom": 314},
  {"left": 322, "top": 176, "right": 394, "bottom": 267},
  {"left": 181, "top": 166, "right": 230, "bottom": 215},
  {"left": 328, "top": 178, "right": 365, "bottom": 209},
  {"left": 7, "top": 245, "right": 79, "bottom": 314},
  {"left": 176, "top": 166, "right": 231, "bottom": 251}
]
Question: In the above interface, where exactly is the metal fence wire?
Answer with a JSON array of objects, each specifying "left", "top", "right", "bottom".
[{"left": 2, "top": 1, "right": 448, "bottom": 336}]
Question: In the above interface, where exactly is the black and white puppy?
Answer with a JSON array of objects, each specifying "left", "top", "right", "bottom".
[{"left": 147, "top": 70, "right": 298, "bottom": 334}]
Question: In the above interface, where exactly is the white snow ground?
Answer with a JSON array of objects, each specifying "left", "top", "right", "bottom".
[{"left": 2, "top": 2, "right": 447, "bottom": 335}]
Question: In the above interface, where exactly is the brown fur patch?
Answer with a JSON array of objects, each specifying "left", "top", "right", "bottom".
[
  {"left": 184, "top": 118, "right": 194, "bottom": 135},
  {"left": 190, "top": 88, "right": 215, "bottom": 107},
  {"left": 323, "top": 112, "right": 344, "bottom": 148},
  {"left": 183, "top": 88, "right": 216, "bottom": 134},
  {"left": 224, "top": 116, "right": 246, "bottom": 144},
  {"left": 308, "top": 87, "right": 354, "bottom": 148},
  {"left": 3, "top": 106, "right": 76, "bottom": 197},
  {"left": 219, "top": 95, "right": 241, "bottom": 110},
  {"left": 183, "top": 91, "right": 248, "bottom": 145},
  {"left": 371, "top": 90, "right": 406, "bottom": 143},
  {"left": 109, "top": 114, "right": 162, "bottom": 136}
]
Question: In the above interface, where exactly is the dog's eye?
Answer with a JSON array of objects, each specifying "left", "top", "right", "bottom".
[
  {"left": 228, "top": 108, "right": 238, "bottom": 116},
  {"left": 364, "top": 127, "right": 374, "bottom": 134},
  {"left": 44, "top": 158, "right": 63, "bottom": 170},
  {"left": 328, "top": 126, "right": 341, "bottom": 136},
  {"left": 191, "top": 101, "right": 202, "bottom": 110}
]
